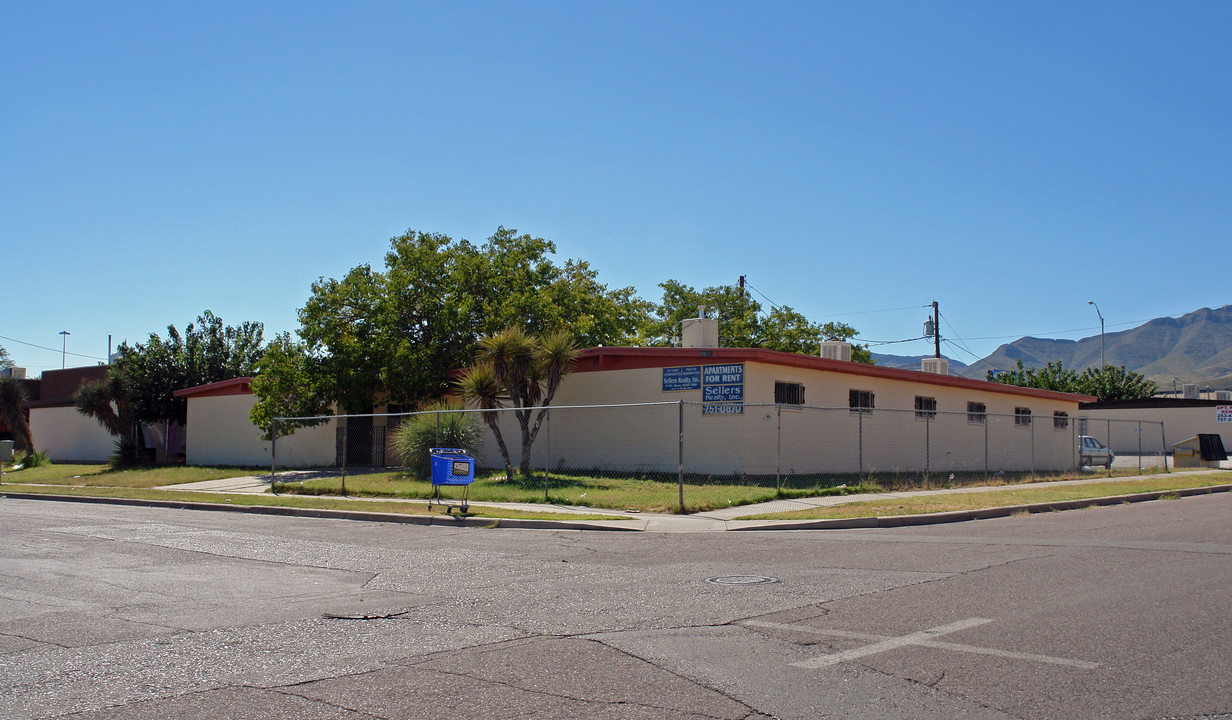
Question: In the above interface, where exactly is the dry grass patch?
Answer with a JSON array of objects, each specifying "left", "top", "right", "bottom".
[{"left": 746, "top": 473, "right": 1232, "bottom": 520}]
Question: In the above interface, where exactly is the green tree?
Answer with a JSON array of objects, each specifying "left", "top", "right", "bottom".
[
  {"left": 987, "top": 360, "right": 1157, "bottom": 401},
  {"left": 115, "top": 311, "right": 265, "bottom": 424},
  {"left": 1077, "top": 365, "right": 1159, "bottom": 401},
  {"left": 0, "top": 343, "right": 12, "bottom": 370},
  {"left": 459, "top": 328, "right": 577, "bottom": 479},
  {"left": 986, "top": 359, "right": 1080, "bottom": 393},
  {"left": 247, "top": 333, "right": 333, "bottom": 440},
  {"left": 0, "top": 376, "right": 34, "bottom": 454},
  {"left": 648, "top": 280, "right": 873, "bottom": 362},
  {"left": 254, "top": 227, "right": 650, "bottom": 424}
]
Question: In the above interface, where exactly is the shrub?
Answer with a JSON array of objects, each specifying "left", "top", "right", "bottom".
[
  {"left": 21, "top": 450, "right": 51, "bottom": 468},
  {"left": 110, "top": 436, "right": 142, "bottom": 468},
  {"left": 391, "top": 402, "right": 484, "bottom": 479}
]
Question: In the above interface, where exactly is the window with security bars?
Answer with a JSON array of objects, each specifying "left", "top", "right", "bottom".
[
  {"left": 774, "top": 381, "right": 804, "bottom": 405},
  {"left": 967, "top": 402, "right": 986, "bottom": 424},
  {"left": 1053, "top": 411, "right": 1069, "bottom": 429},
  {"left": 1015, "top": 407, "right": 1032, "bottom": 426},
  {"left": 849, "top": 389, "right": 875, "bottom": 414},
  {"left": 914, "top": 396, "right": 937, "bottom": 418}
]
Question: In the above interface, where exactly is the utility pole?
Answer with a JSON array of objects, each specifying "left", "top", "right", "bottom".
[
  {"left": 932, "top": 301, "right": 940, "bottom": 359},
  {"left": 738, "top": 275, "right": 745, "bottom": 298}
]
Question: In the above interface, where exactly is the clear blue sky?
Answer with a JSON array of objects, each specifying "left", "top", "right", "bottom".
[{"left": 3, "top": 1, "right": 1229, "bottom": 375}]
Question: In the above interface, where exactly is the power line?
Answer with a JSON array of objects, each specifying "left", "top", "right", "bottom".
[
  {"left": 742, "top": 282, "right": 782, "bottom": 312},
  {"left": 0, "top": 333, "right": 107, "bottom": 362},
  {"left": 857, "top": 335, "right": 930, "bottom": 347}
]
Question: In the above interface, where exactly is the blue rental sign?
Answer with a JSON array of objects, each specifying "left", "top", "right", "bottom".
[
  {"left": 703, "top": 384, "right": 744, "bottom": 402},
  {"left": 702, "top": 362, "right": 744, "bottom": 415},
  {"left": 703, "top": 364, "right": 744, "bottom": 385},
  {"left": 662, "top": 366, "right": 702, "bottom": 391}
]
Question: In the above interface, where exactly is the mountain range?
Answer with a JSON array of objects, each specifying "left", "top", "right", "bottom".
[{"left": 872, "top": 305, "right": 1232, "bottom": 390}]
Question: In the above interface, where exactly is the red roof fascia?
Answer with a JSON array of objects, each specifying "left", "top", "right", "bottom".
[
  {"left": 173, "top": 377, "right": 254, "bottom": 399},
  {"left": 572, "top": 347, "right": 1096, "bottom": 403}
]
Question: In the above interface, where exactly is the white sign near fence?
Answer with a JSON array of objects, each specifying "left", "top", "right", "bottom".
[{"left": 1217, "top": 405, "right": 1232, "bottom": 423}]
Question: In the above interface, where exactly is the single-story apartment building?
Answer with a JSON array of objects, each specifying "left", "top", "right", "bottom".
[
  {"left": 467, "top": 345, "right": 1096, "bottom": 477},
  {"left": 1078, "top": 398, "right": 1232, "bottom": 454},
  {"left": 27, "top": 365, "right": 115, "bottom": 463},
  {"left": 174, "top": 377, "right": 336, "bottom": 467}
]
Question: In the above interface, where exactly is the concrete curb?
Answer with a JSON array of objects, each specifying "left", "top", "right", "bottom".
[
  {"left": 3, "top": 483, "right": 1230, "bottom": 533},
  {"left": 728, "top": 483, "right": 1232, "bottom": 531},
  {"left": 0, "top": 492, "right": 639, "bottom": 532}
]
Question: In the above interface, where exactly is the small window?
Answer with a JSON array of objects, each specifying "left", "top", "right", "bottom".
[
  {"left": 849, "top": 389, "right": 875, "bottom": 414},
  {"left": 1053, "top": 411, "right": 1069, "bottom": 430},
  {"left": 1015, "top": 407, "right": 1032, "bottom": 426},
  {"left": 774, "top": 381, "right": 805, "bottom": 405},
  {"left": 967, "top": 402, "right": 986, "bottom": 424},
  {"left": 914, "top": 396, "right": 937, "bottom": 419}
]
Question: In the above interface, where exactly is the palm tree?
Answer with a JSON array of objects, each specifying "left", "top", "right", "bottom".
[
  {"left": 456, "top": 363, "right": 513, "bottom": 481},
  {"left": 75, "top": 371, "right": 139, "bottom": 463},
  {"left": 471, "top": 328, "right": 577, "bottom": 477},
  {"left": 0, "top": 377, "right": 34, "bottom": 455}
]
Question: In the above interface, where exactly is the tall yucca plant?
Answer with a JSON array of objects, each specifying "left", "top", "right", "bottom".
[
  {"left": 471, "top": 328, "right": 576, "bottom": 477},
  {"left": 0, "top": 377, "right": 34, "bottom": 454},
  {"left": 457, "top": 362, "right": 513, "bottom": 481},
  {"left": 74, "top": 371, "right": 140, "bottom": 465}
]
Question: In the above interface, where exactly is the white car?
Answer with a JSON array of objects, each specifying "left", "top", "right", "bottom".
[{"left": 1079, "top": 436, "right": 1114, "bottom": 469}]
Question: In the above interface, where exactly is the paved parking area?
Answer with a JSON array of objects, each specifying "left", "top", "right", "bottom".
[{"left": 2, "top": 492, "right": 1231, "bottom": 719}]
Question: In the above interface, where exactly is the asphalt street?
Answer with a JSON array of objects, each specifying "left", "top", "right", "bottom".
[{"left": 2, "top": 493, "right": 1231, "bottom": 719}]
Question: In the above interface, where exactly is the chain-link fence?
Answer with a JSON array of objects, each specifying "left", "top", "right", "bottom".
[{"left": 271, "top": 402, "right": 1167, "bottom": 513}]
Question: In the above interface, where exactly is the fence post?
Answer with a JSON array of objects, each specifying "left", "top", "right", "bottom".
[
  {"left": 544, "top": 408, "right": 550, "bottom": 502},
  {"left": 678, "top": 400, "right": 685, "bottom": 514},
  {"left": 1030, "top": 420, "right": 1036, "bottom": 478},
  {"left": 1161, "top": 421, "right": 1169, "bottom": 471},
  {"left": 858, "top": 411, "right": 864, "bottom": 480},
  {"left": 776, "top": 404, "right": 782, "bottom": 493},
  {"left": 924, "top": 412, "right": 931, "bottom": 485},
  {"left": 340, "top": 416, "right": 348, "bottom": 496},
  {"left": 984, "top": 414, "right": 989, "bottom": 482},
  {"left": 1072, "top": 422, "right": 1077, "bottom": 472},
  {"left": 435, "top": 411, "right": 441, "bottom": 448},
  {"left": 1107, "top": 419, "right": 1113, "bottom": 477},
  {"left": 270, "top": 417, "right": 278, "bottom": 494},
  {"left": 1138, "top": 420, "right": 1143, "bottom": 473}
]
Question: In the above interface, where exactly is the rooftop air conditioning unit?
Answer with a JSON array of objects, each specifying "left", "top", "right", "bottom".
[
  {"left": 819, "top": 341, "right": 852, "bottom": 362},
  {"left": 681, "top": 317, "right": 719, "bottom": 348},
  {"left": 1183, "top": 384, "right": 1199, "bottom": 399},
  {"left": 1214, "top": 390, "right": 1232, "bottom": 402},
  {"left": 921, "top": 358, "right": 949, "bottom": 375}
]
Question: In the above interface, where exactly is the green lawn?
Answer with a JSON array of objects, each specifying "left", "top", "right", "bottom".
[
  {"left": 275, "top": 469, "right": 882, "bottom": 513},
  {"left": 0, "top": 463, "right": 256, "bottom": 488},
  {"left": 0, "top": 483, "right": 626, "bottom": 521},
  {"left": 744, "top": 473, "right": 1232, "bottom": 520}
]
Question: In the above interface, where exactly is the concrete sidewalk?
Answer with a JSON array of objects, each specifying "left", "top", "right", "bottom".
[{"left": 150, "top": 468, "right": 1232, "bottom": 533}]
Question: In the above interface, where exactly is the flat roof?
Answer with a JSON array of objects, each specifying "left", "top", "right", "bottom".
[{"left": 573, "top": 347, "right": 1095, "bottom": 403}]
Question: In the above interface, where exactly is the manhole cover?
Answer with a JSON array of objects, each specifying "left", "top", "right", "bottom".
[{"left": 704, "top": 575, "right": 780, "bottom": 586}]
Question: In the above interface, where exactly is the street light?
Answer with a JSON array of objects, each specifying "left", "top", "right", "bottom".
[
  {"left": 1087, "top": 301, "right": 1104, "bottom": 368},
  {"left": 59, "top": 330, "right": 70, "bottom": 370}
]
